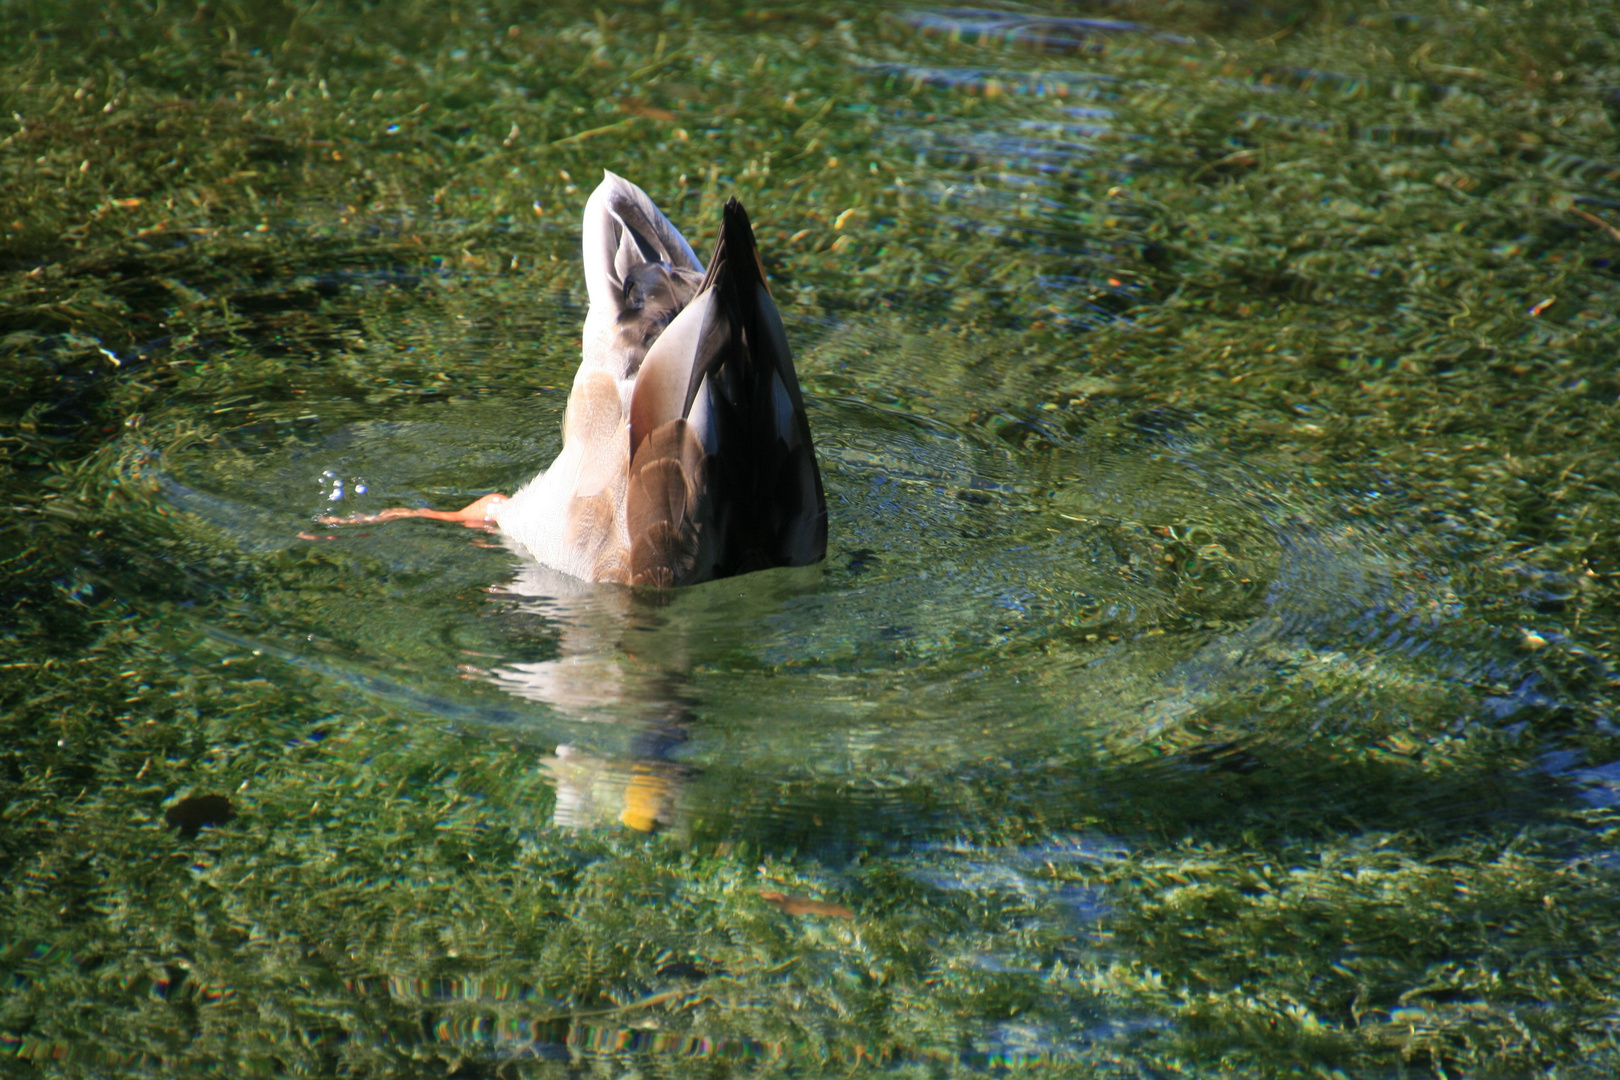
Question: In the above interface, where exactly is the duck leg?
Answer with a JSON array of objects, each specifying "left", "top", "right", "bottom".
[{"left": 315, "top": 492, "right": 507, "bottom": 529}]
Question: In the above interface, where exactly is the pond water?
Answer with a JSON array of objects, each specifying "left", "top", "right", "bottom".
[{"left": 5, "top": 1, "right": 1620, "bottom": 1075}]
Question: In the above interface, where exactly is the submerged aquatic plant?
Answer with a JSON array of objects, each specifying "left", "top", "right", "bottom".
[{"left": 3, "top": 1, "right": 1620, "bottom": 1076}]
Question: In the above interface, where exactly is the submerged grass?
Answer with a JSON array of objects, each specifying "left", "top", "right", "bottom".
[{"left": 5, "top": 0, "right": 1620, "bottom": 1075}]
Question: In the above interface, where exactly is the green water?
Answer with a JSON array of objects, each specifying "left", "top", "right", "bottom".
[{"left": 4, "top": 0, "right": 1620, "bottom": 1074}]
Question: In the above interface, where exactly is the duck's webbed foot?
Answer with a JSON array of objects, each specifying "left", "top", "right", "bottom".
[{"left": 314, "top": 492, "right": 507, "bottom": 530}]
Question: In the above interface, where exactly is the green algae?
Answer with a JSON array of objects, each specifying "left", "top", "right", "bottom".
[{"left": 5, "top": 0, "right": 1620, "bottom": 1076}]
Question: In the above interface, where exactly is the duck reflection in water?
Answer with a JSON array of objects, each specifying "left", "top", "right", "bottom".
[
  {"left": 486, "top": 556, "right": 823, "bottom": 832},
  {"left": 320, "top": 173, "right": 828, "bottom": 829}
]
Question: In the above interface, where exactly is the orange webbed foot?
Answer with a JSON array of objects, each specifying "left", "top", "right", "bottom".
[{"left": 314, "top": 493, "right": 507, "bottom": 530}]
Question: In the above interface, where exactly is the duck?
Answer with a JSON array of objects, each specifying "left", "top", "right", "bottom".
[{"left": 322, "top": 172, "right": 827, "bottom": 587}]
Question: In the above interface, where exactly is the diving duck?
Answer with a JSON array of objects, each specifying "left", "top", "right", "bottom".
[{"left": 325, "top": 172, "right": 827, "bottom": 587}]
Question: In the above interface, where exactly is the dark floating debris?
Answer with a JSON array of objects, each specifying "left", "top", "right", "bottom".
[
  {"left": 164, "top": 794, "right": 238, "bottom": 839},
  {"left": 655, "top": 960, "right": 712, "bottom": 981}
]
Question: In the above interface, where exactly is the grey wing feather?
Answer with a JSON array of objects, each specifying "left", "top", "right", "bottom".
[
  {"left": 595, "top": 170, "right": 703, "bottom": 275},
  {"left": 582, "top": 172, "right": 706, "bottom": 375}
]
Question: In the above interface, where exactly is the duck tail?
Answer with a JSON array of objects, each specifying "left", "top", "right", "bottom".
[
  {"left": 703, "top": 198, "right": 827, "bottom": 572},
  {"left": 625, "top": 198, "right": 827, "bottom": 586}
]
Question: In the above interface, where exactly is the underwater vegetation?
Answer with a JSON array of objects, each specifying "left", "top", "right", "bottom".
[{"left": 4, "top": 0, "right": 1620, "bottom": 1075}]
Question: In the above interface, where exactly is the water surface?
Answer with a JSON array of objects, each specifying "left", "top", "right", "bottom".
[{"left": 4, "top": 1, "right": 1620, "bottom": 1075}]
